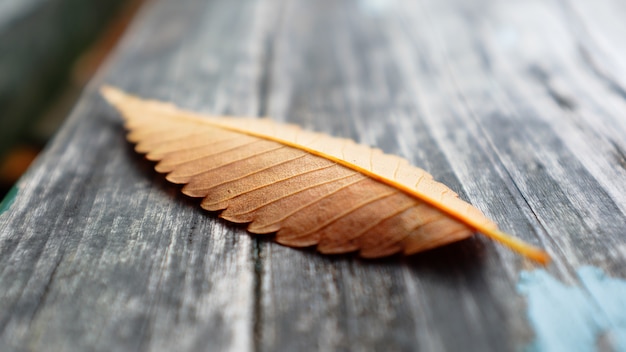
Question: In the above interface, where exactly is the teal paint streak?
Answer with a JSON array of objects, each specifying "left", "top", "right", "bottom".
[
  {"left": 0, "top": 185, "right": 17, "bottom": 214},
  {"left": 518, "top": 266, "right": 626, "bottom": 352}
]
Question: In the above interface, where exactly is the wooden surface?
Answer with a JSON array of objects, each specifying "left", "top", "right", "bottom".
[{"left": 1, "top": 0, "right": 625, "bottom": 351}]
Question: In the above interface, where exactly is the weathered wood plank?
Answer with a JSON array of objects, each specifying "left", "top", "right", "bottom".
[
  {"left": 258, "top": 0, "right": 626, "bottom": 351},
  {"left": 1, "top": 0, "right": 625, "bottom": 351},
  {"left": 0, "top": 0, "right": 272, "bottom": 350}
]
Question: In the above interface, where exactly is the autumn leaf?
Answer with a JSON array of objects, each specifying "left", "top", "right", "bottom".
[{"left": 101, "top": 86, "right": 549, "bottom": 264}]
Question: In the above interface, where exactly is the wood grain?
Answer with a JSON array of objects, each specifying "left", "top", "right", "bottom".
[{"left": 1, "top": 0, "right": 625, "bottom": 351}]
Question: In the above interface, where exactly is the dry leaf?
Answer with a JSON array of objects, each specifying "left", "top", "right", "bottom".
[{"left": 101, "top": 86, "right": 549, "bottom": 264}]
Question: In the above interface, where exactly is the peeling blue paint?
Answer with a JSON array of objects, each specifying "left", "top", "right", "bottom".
[
  {"left": 518, "top": 266, "right": 626, "bottom": 352},
  {"left": 578, "top": 266, "right": 626, "bottom": 351},
  {"left": 0, "top": 185, "right": 18, "bottom": 214}
]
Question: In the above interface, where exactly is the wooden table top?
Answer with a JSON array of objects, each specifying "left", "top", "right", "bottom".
[{"left": 1, "top": 0, "right": 625, "bottom": 351}]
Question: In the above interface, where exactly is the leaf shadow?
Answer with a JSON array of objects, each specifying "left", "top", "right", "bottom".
[
  {"left": 112, "top": 120, "right": 182, "bottom": 195},
  {"left": 265, "top": 235, "right": 490, "bottom": 277},
  {"left": 400, "top": 237, "right": 490, "bottom": 276}
]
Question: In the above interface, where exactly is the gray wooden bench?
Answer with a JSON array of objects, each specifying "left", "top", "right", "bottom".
[{"left": 1, "top": 0, "right": 625, "bottom": 351}]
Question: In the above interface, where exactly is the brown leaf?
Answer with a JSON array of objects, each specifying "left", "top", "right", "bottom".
[{"left": 101, "top": 86, "right": 550, "bottom": 264}]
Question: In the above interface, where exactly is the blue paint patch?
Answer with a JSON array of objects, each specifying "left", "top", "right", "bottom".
[
  {"left": 578, "top": 267, "right": 626, "bottom": 351},
  {"left": 518, "top": 266, "right": 626, "bottom": 352},
  {"left": 0, "top": 185, "right": 18, "bottom": 214}
]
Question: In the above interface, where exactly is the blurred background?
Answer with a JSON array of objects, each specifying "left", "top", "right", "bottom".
[{"left": 0, "top": 0, "right": 145, "bottom": 199}]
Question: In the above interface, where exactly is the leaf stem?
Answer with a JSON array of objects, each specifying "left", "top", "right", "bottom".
[{"left": 479, "top": 228, "right": 550, "bottom": 265}]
